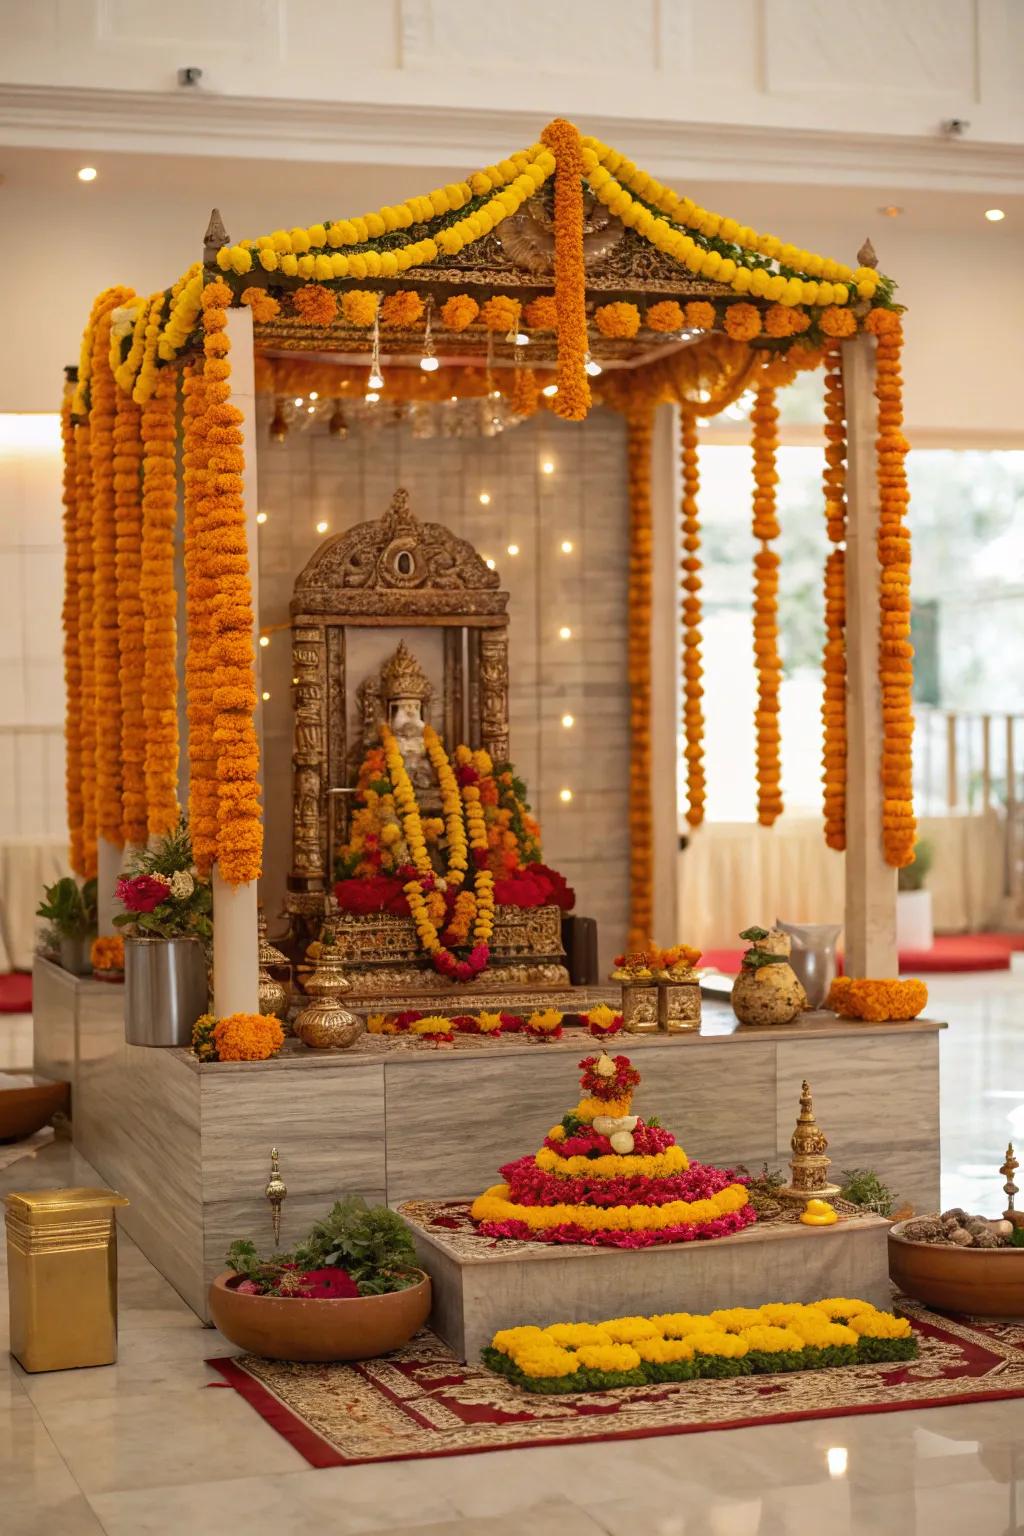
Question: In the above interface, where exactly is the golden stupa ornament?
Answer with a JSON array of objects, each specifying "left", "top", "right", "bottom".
[
  {"left": 293, "top": 937, "right": 366, "bottom": 1050},
  {"left": 779, "top": 1080, "right": 840, "bottom": 1201},
  {"left": 1001, "top": 1142, "right": 1021, "bottom": 1227},
  {"left": 265, "top": 1147, "right": 287, "bottom": 1246},
  {"left": 257, "top": 908, "right": 292, "bottom": 1022}
]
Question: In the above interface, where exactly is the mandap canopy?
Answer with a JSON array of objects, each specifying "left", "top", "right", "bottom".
[{"left": 62, "top": 118, "right": 914, "bottom": 973}]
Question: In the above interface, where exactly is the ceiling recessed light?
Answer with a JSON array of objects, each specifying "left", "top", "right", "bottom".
[
  {"left": 985, "top": 208, "right": 1006, "bottom": 222},
  {"left": 878, "top": 204, "right": 904, "bottom": 218},
  {"left": 261, "top": 690, "right": 271, "bottom": 701},
  {"left": 561, "top": 713, "right": 575, "bottom": 728},
  {"left": 506, "top": 543, "right": 519, "bottom": 556},
  {"left": 479, "top": 492, "right": 491, "bottom": 506},
  {"left": 258, "top": 635, "right": 269, "bottom": 648},
  {"left": 77, "top": 166, "right": 97, "bottom": 182},
  {"left": 560, "top": 539, "right": 573, "bottom": 554},
  {"left": 558, "top": 625, "right": 572, "bottom": 640},
  {"left": 256, "top": 511, "right": 268, "bottom": 525},
  {"left": 294, "top": 397, "right": 304, "bottom": 407},
  {"left": 559, "top": 787, "right": 573, "bottom": 803},
  {"left": 308, "top": 391, "right": 318, "bottom": 401},
  {"left": 484, "top": 557, "right": 496, "bottom": 570},
  {"left": 316, "top": 520, "right": 329, "bottom": 534},
  {"left": 541, "top": 459, "right": 555, "bottom": 474}
]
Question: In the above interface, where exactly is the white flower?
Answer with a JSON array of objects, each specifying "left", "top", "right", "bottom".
[{"left": 169, "top": 869, "right": 195, "bottom": 900}]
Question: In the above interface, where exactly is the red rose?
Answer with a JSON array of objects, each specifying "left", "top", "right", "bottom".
[
  {"left": 116, "top": 874, "right": 171, "bottom": 913},
  {"left": 296, "top": 1267, "right": 360, "bottom": 1299}
]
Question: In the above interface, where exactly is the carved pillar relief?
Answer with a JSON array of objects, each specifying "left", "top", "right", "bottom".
[
  {"left": 478, "top": 626, "right": 510, "bottom": 764},
  {"left": 290, "top": 624, "right": 328, "bottom": 888}
]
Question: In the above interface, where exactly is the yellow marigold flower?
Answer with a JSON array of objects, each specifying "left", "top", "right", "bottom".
[{"left": 575, "top": 1342, "right": 641, "bottom": 1373}]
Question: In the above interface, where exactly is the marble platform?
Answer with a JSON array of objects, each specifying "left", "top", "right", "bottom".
[
  {"left": 401, "top": 1198, "right": 893, "bottom": 1363},
  {"left": 33, "top": 956, "right": 944, "bottom": 1321}
]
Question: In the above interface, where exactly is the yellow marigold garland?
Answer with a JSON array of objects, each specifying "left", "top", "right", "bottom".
[
  {"left": 132, "top": 293, "right": 168, "bottom": 405},
  {"left": 867, "top": 310, "right": 916, "bottom": 867},
  {"left": 679, "top": 410, "right": 705, "bottom": 827},
  {"left": 200, "top": 280, "right": 263, "bottom": 884},
  {"left": 90, "top": 307, "right": 125, "bottom": 848},
  {"left": 541, "top": 118, "right": 591, "bottom": 421},
  {"left": 821, "top": 342, "right": 848, "bottom": 851},
  {"left": 181, "top": 363, "right": 219, "bottom": 875},
  {"left": 139, "top": 365, "right": 180, "bottom": 836},
  {"left": 340, "top": 289, "right": 378, "bottom": 327},
  {"left": 626, "top": 408, "right": 654, "bottom": 948},
  {"left": 751, "top": 386, "right": 783, "bottom": 826},
  {"left": 113, "top": 386, "right": 146, "bottom": 846},
  {"left": 439, "top": 294, "right": 479, "bottom": 333},
  {"left": 61, "top": 392, "right": 84, "bottom": 874}
]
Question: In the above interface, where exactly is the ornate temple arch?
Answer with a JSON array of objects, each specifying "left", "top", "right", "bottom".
[{"left": 288, "top": 488, "right": 511, "bottom": 897}]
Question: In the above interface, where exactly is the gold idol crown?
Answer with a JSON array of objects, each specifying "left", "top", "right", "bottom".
[{"left": 381, "top": 640, "right": 433, "bottom": 704}]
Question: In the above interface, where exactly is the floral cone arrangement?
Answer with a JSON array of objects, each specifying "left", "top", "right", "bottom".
[
  {"left": 470, "top": 1053, "right": 755, "bottom": 1247},
  {"left": 484, "top": 1298, "right": 915, "bottom": 1393}
]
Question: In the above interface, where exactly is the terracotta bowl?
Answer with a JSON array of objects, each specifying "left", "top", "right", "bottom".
[
  {"left": 208, "top": 1269, "right": 432, "bottom": 1361},
  {"left": 889, "top": 1219, "right": 1024, "bottom": 1318},
  {"left": 0, "top": 1073, "right": 70, "bottom": 1143}
]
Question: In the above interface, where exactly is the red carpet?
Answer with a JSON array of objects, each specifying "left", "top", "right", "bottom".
[
  {"left": 207, "top": 1300, "right": 1024, "bottom": 1467},
  {"left": 703, "top": 933, "right": 1024, "bottom": 976},
  {"left": 0, "top": 974, "right": 32, "bottom": 1014}
]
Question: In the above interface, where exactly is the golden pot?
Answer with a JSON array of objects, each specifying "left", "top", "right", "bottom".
[{"left": 293, "top": 999, "right": 366, "bottom": 1050}]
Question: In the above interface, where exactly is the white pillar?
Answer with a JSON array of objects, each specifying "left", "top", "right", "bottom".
[
  {"left": 213, "top": 867, "right": 260, "bottom": 1015},
  {"left": 842, "top": 334, "right": 898, "bottom": 976},
  {"left": 96, "top": 836, "right": 123, "bottom": 935},
  {"left": 650, "top": 402, "right": 679, "bottom": 944},
  {"left": 210, "top": 304, "right": 262, "bottom": 1016}
]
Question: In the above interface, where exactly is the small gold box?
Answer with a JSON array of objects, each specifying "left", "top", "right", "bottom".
[
  {"left": 621, "top": 982, "right": 660, "bottom": 1033},
  {"left": 5, "top": 1186, "right": 129, "bottom": 1373},
  {"left": 659, "top": 978, "right": 702, "bottom": 1033}
]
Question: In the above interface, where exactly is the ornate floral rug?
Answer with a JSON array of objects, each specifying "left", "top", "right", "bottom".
[{"left": 208, "top": 1300, "right": 1024, "bottom": 1467}]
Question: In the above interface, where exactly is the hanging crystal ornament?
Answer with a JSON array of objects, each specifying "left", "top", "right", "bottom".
[
  {"left": 419, "top": 297, "right": 439, "bottom": 372},
  {"left": 367, "top": 299, "right": 384, "bottom": 393}
]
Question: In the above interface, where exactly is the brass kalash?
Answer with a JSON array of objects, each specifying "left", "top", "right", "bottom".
[{"left": 284, "top": 488, "right": 570, "bottom": 1005}]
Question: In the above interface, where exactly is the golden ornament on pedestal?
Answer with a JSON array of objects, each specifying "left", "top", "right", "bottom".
[
  {"left": 779, "top": 1081, "right": 840, "bottom": 1202},
  {"left": 257, "top": 908, "right": 292, "bottom": 1023},
  {"left": 293, "top": 942, "right": 366, "bottom": 1050},
  {"left": 658, "top": 971, "right": 701, "bottom": 1032}
]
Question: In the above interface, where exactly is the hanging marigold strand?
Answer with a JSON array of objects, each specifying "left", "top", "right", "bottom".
[
  {"left": 867, "top": 309, "right": 916, "bottom": 867},
  {"left": 626, "top": 408, "right": 654, "bottom": 949},
  {"left": 200, "top": 281, "right": 263, "bottom": 884},
  {"left": 751, "top": 385, "right": 783, "bottom": 826},
  {"left": 821, "top": 341, "right": 847, "bottom": 850},
  {"left": 75, "top": 416, "right": 98, "bottom": 879},
  {"left": 540, "top": 118, "right": 591, "bottom": 422},
  {"left": 61, "top": 390, "right": 84, "bottom": 874},
  {"left": 113, "top": 386, "right": 146, "bottom": 847},
  {"left": 139, "top": 365, "right": 180, "bottom": 836},
  {"left": 679, "top": 410, "right": 705, "bottom": 827},
  {"left": 181, "top": 363, "right": 219, "bottom": 877},
  {"left": 90, "top": 307, "right": 124, "bottom": 850}
]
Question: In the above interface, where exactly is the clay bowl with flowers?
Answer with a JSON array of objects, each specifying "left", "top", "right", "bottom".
[{"left": 209, "top": 1196, "right": 431, "bottom": 1362}]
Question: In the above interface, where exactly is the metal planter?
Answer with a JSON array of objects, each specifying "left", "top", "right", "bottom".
[{"left": 124, "top": 935, "right": 208, "bottom": 1047}]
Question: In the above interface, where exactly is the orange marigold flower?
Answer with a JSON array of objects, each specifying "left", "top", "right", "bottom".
[
  {"left": 723, "top": 303, "right": 762, "bottom": 341},
  {"left": 211, "top": 1012, "right": 284, "bottom": 1062},
  {"left": 480, "top": 295, "right": 520, "bottom": 334},
  {"left": 819, "top": 306, "right": 857, "bottom": 339},
  {"left": 523, "top": 295, "right": 558, "bottom": 331},
  {"left": 439, "top": 294, "right": 479, "bottom": 332},
  {"left": 645, "top": 300, "right": 684, "bottom": 333},
  {"left": 684, "top": 301, "right": 716, "bottom": 331},
  {"left": 91, "top": 935, "right": 124, "bottom": 971},
  {"left": 594, "top": 301, "right": 640, "bottom": 339},
  {"left": 239, "top": 288, "right": 280, "bottom": 324},
  {"left": 292, "top": 286, "right": 338, "bottom": 326},
  {"left": 380, "top": 290, "right": 424, "bottom": 328},
  {"left": 510, "top": 367, "right": 540, "bottom": 417}
]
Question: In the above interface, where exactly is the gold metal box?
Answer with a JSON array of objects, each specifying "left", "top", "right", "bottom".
[{"left": 5, "top": 1186, "right": 129, "bottom": 1372}]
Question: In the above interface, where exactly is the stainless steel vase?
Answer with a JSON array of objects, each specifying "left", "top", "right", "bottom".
[
  {"left": 775, "top": 920, "right": 842, "bottom": 1010},
  {"left": 124, "top": 935, "right": 209, "bottom": 1047}
]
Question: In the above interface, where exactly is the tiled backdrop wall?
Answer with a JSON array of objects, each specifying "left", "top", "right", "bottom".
[
  {"left": 0, "top": 415, "right": 67, "bottom": 839},
  {"left": 255, "top": 401, "right": 632, "bottom": 967}
]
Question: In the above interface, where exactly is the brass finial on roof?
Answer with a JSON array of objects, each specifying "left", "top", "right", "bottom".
[
  {"left": 857, "top": 237, "right": 878, "bottom": 270},
  {"left": 204, "top": 208, "right": 230, "bottom": 265}
]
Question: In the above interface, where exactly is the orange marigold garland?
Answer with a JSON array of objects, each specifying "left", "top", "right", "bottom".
[
  {"left": 90, "top": 308, "right": 125, "bottom": 849},
  {"left": 75, "top": 415, "right": 98, "bottom": 879},
  {"left": 679, "top": 410, "right": 705, "bottom": 827},
  {"left": 479, "top": 295, "right": 521, "bottom": 335},
  {"left": 239, "top": 287, "right": 280, "bottom": 324},
  {"left": 200, "top": 281, "right": 263, "bottom": 884},
  {"left": 645, "top": 300, "right": 684, "bottom": 333},
  {"left": 523, "top": 295, "right": 557, "bottom": 331},
  {"left": 867, "top": 309, "right": 916, "bottom": 867},
  {"left": 292, "top": 285, "right": 338, "bottom": 326},
  {"left": 380, "top": 290, "right": 424, "bottom": 329},
  {"left": 61, "top": 390, "right": 84, "bottom": 873},
  {"left": 113, "top": 386, "right": 146, "bottom": 846},
  {"left": 509, "top": 366, "right": 540, "bottom": 418},
  {"left": 626, "top": 408, "right": 654, "bottom": 948},
  {"left": 181, "top": 363, "right": 219, "bottom": 875},
  {"left": 139, "top": 365, "right": 180, "bottom": 836},
  {"left": 540, "top": 118, "right": 591, "bottom": 421},
  {"left": 751, "top": 386, "right": 783, "bottom": 826},
  {"left": 821, "top": 342, "right": 847, "bottom": 851},
  {"left": 594, "top": 302, "right": 640, "bottom": 339},
  {"left": 439, "top": 294, "right": 479, "bottom": 333}
]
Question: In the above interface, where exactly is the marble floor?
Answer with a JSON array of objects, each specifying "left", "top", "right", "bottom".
[{"left": 2, "top": 970, "right": 1024, "bottom": 1536}]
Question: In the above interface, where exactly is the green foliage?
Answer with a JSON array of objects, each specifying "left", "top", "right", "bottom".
[
  {"left": 292, "top": 1196, "right": 419, "bottom": 1295},
  {"left": 897, "top": 838, "right": 934, "bottom": 893},
  {"left": 738, "top": 926, "right": 769, "bottom": 942},
  {"left": 560, "top": 1112, "right": 586, "bottom": 1138},
  {"left": 1009, "top": 1227, "right": 1024, "bottom": 1248},
  {"left": 36, "top": 877, "right": 95, "bottom": 939},
  {"left": 840, "top": 1168, "right": 895, "bottom": 1218},
  {"left": 742, "top": 950, "right": 789, "bottom": 970},
  {"left": 115, "top": 820, "right": 213, "bottom": 940}
]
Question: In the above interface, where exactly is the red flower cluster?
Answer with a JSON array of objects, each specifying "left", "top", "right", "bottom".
[
  {"left": 492, "top": 863, "right": 575, "bottom": 911},
  {"left": 547, "top": 1122, "right": 675, "bottom": 1160},
  {"left": 475, "top": 1208, "right": 756, "bottom": 1248},
  {"left": 578, "top": 1054, "right": 642, "bottom": 1102},
  {"left": 296, "top": 1267, "right": 360, "bottom": 1299},
  {"left": 498, "top": 1155, "right": 742, "bottom": 1212},
  {"left": 333, "top": 875, "right": 410, "bottom": 916},
  {"left": 115, "top": 873, "right": 170, "bottom": 913}
]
